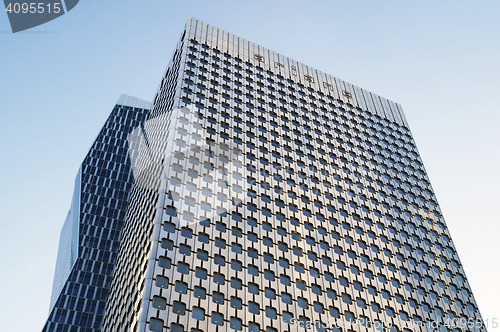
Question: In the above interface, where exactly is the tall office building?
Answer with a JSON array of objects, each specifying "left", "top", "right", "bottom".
[
  {"left": 99, "top": 18, "right": 484, "bottom": 332},
  {"left": 45, "top": 18, "right": 485, "bottom": 332},
  {"left": 43, "top": 95, "right": 150, "bottom": 332}
]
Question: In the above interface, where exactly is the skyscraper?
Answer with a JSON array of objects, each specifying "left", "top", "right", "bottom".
[
  {"left": 45, "top": 18, "right": 485, "bottom": 332},
  {"left": 43, "top": 95, "right": 150, "bottom": 332}
]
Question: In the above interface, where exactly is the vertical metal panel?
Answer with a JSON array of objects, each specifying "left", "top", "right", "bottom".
[
  {"left": 352, "top": 84, "right": 367, "bottom": 111},
  {"left": 230, "top": 33, "right": 237, "bottom": 57},
  {"left": 380, "top": 96, "right": 395, "bottom": 122},
  {"left": 312, "top": 68, "right": 321, "bottom": 91},
  {"left": 206, "top": 24, "right": 213, "bottom": 47},
  {"left": 367, "top": 91, "right": 380, "bottom": 117},
  {"left": 185, "top": 18, "right": 195, "bottom": 41},
  {"left": 298, "top": 61, "right": 307, "bottom": 85},
  {"left": 269, "top": 50, "right": 277, "bottom": 74},
  {"left": 387, "top": 99, "right": 403, "bottom": 125},
  {"left": 261, "top": 46, "right": 267, "bottom": 70},
  {"left": 194, "top": 19, "right": 202, "bottom": 43},
  {"left": 259, "top": 45, "right": 266, "bottom": 69},
  {"left": 343, "top": 81, "right": 358, "bottom": 108},
  {"left": 211, "top": 26, "right": 217, "bottom": 49},
  {"left": 250, "top": 39, "right": 255, "bottom": 60},
  {"left": 277, "top": 53, "right": 285, "bottom": 77},
  {"left": 326, "top": 74, "right": 341, "bottom": 101},
  {"left": 237, "top": 36, "right": 244, "bottom": 60},
  {"left": 259, "top": 44, "right": 265, "bottom": 66},
  {"left": 284, "top": 56, "right": 294, "bottom": 80},
  {"left": 211, "top": 24, "right": 217, "bottom": 48},
  {"left": 185, "top": 17, "right": 194, "bottom": 39},
  {"left": 244, "top": 39, "right": 251, "bottom": 62},
  {"left": 200, "top": 20, "right": 208, "bottom": 45},
  {"left": 334, "top": 77, "right": 349, "bottom": 105},
  {"left": 302, "top": 63, "right": 311, "bottom": 87},
  {"left": 307, "top": 65, "right": 316, "bottom": 90},
  {"left": 317, "top": 71, "right": 328, "bottom": 95},
  {"left": 371, "top": 92, "right": 385, "bottom": 118},
  {"left": 249, "top": 41, "right": 255, "bottom": 64},
  {"left": 396, "top": 103, "right": 409, "bottom": 127},
  {"left": 292, "top": 56, "right": 299, "bottom": 81},
  {"left": 264, "top": 46, "right": 271, "bottom": 71},
  {"left": 222, "top": 31, "right": 229, "bottom": 54},
  {"left": 323, "top": 73, "right": 335, "bottom": 100},
  {"left": 324, "top": 73, "right": 333, "bottom": 98},
  {"left": 225, "top": 32, "right": 231, "bottom": 54},
  {"left": 219, "top": 28, "right": 225, "bottom": 52},
  {"left": 263, "top": 47, "right": 271, "bottom": 71},
  {"left": 188, "top": 24, "right": 196, "bottom": 41},
  {"left": 241, "top": 38, "right": 248, "bottom": 62},
  {"left": 263, "top": 49, "right": 274, "bottom": 71},
  {"left": 361, "top": 88, "right": 376, "bottom": 116},
  {"left": 216, "top": 28, "right": 224, "bottom": 51},
  {"left": 282, "top": 52, "right": 289, "bottom": 79},
  {"left": 204, "top": 26, "right": 211, "bottom": 47},
  {"left": 236, "top": 34, "right": 242, "bottom": 59},
  {"left": 320, "top": 70, "right": 329, "bottom": 94},
  {"left": 231, "top": 33, "right": 237, "bottom": 56},
  {"left": 253, "top": 42, "right": 260, "bottom": 66},
  {"left": 194, "top": 19, "right": 202, "bottom": 42}
]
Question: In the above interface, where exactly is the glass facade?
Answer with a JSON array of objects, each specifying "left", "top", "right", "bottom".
[
  {"left": 100, "top": 18, "right": 485, "bottom": 332},
  {"left": 45, "top": 18, "right": 485, "bottom": 332},
  {"left": 43, "top": 95, "right": 150, "bottom": 332}
]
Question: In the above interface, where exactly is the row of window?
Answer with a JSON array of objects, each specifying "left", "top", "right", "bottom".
[
  {"left": 166, "top": 166, "right": 447, "bottom": 245},
  {"left": 159, "top": 223, "right": 468, "bottom": 298},
  {"left": 175, "top": 160, "right": 436, "bottom": 215},
  {"left": 152, "top": 280, "right": 473, "bottom": 320},
  {"left": 185, "top": 93, "right": 411, "bottom": 150},
  {"left": 163, "top": 232, "right": 459, "bottom": 277},
  {"left": 184, "top": 50, "right": 406, "bottom": 131}
]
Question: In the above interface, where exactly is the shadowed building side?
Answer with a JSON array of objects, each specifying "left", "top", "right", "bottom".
[{"left": 43, "top": 95, "right": 150, "bottom": 332}]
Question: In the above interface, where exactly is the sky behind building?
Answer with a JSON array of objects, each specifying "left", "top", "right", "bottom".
[{"left": 0, "top": 1, "right": 499, "bottom": 331}]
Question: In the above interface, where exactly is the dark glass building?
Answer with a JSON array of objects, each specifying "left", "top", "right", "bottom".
[
  {"left": 46, "top": 18, "right": 486, "bottom": 332},
  {"left": 43, "top": 95, "right": 150, "bottom": 332}
]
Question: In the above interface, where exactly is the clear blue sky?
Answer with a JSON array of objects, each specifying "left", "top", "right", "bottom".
[{"left": 1, "top": 1, "right": 499, "bottom": 331}]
